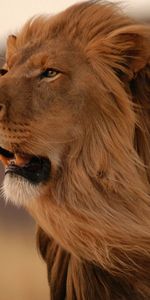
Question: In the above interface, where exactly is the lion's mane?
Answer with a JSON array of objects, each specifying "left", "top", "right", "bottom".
[{"left": 7, "top": 1, "right": 150, "bottom": 299}]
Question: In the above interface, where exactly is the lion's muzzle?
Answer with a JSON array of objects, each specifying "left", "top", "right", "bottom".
[{"left": 0, "top": 146, "right": 51, "bottom": 184}]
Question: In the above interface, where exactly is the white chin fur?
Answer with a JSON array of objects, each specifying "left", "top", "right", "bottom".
[{"left": 1, "top": 174, "right": 44, "bottom": 207}]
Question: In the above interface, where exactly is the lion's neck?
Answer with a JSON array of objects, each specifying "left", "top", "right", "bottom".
[
  {"left": 30, "top": 131, "right": 150, "bottom": 300},
  {"left": 37, "top": 228, "right": 150, "bottom": 300}
]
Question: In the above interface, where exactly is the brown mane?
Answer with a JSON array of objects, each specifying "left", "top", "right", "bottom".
[{"left": 3, "top": 1, "right": 150, "bottom": 299}]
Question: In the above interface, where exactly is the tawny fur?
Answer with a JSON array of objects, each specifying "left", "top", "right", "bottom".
[{"left": 0, "top": 1, "right": 150, "bottom": 299}]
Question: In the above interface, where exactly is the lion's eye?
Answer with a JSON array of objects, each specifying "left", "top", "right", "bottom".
[
  {"left": 41, "top": 68, "right": 60, "bottom": 79},
  {"left": 0, "top": 69, "right": 8, "bottom": 76}
]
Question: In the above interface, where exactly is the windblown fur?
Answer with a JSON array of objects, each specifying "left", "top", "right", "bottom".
[{"left": 1, "top": 1, "right": 150, "bottom": 299}]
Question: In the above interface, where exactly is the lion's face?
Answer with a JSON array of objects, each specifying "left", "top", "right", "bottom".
[{"left": 0, "top": 32, "right": 96, "bottom": 205}]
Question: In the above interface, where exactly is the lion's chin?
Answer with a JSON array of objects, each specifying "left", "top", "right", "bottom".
[
  {"left": 2, "top": 174, "right": 46, "bottom": 207},
  {"left": 0, "top": 146, "right": 51, "bottom": 206}
]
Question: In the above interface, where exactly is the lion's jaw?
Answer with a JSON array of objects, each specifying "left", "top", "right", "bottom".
[
  {"left": 0, "top": 128, "right": 64, "bottom": 206},
  {"left": 2, "top": 175, "right": 43, "bottom": 206},
  {"left": 1, "top": 146, "right": 63, "bottom": 206}
]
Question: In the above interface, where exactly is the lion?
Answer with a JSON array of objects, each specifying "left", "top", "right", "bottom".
[{"left": 0, "top": 1, "right": 150, "bottom": 299}]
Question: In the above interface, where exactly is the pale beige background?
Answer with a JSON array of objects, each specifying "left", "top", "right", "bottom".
[{"left": 0, "top": 1, "right": 149, "bottom": 300}]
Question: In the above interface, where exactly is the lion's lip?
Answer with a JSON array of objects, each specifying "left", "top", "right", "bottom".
[
  {"left": 0, "top": 147, "right": 51, "bottom": 184},
  {"left": 0, "top": 147, "right": 32, "bottom": 167}
]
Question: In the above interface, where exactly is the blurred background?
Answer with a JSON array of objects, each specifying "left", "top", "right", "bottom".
[{"left": 0, "top": 1, "right": 149, "bottom": 300}]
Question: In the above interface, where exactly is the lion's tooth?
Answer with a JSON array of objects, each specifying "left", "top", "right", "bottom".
[
  {"left": 0, "top": 155, "right": 10, "bottom": 166},
  {"left": 0, "top": 153, "right": 32, "bottom": 168},
  {"left": 14, "top": 154, "right": 31, "bottom": 167}
]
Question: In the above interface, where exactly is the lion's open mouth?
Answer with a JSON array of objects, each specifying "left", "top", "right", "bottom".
[{"left": 0, "top": 147, "right": 51, "bottom": 184}]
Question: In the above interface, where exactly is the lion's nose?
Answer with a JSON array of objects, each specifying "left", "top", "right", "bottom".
[{"left": 0, "top": 103, "right": 6, "bottom": 120}]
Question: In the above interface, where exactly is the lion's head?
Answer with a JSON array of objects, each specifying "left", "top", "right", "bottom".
[{"left": 0, "top": 1, "right": 150, "bottom": 299}]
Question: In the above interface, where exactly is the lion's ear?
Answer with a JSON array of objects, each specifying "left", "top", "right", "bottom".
[
  {"left": 105, "top": 25, "right": 150, "bottom": 80},
  {"left": 6, "top": 35, "right": 17, "bottom": 61}
]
